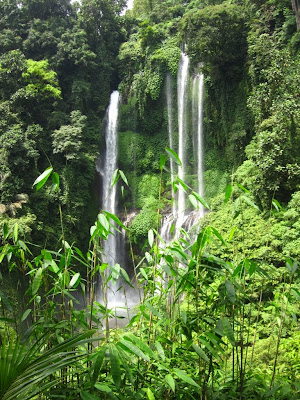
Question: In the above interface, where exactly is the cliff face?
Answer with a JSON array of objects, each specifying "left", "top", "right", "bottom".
[{"left": 116, "top": 0, "right": 300, "bottom": 248}]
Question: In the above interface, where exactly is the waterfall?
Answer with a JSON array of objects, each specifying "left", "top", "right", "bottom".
[
  {"left": 166, "top": 72, "right": 176, "bottom": 216},
  {"left": 161, "top": 57, "right": 205, "bottom": 242},
  {"left": 102, "top": 91, "right": 120, "bottom": 268},
  {"left": 197, "top": 73, "right": 205, "bottom": 218},
  {"left": 176, "top": 53, "right": 189, "bottom": 229}
]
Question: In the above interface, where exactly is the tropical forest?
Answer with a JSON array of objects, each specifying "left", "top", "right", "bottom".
[{"left": 0, "top": 0, "right": 299, "bottom": 398}]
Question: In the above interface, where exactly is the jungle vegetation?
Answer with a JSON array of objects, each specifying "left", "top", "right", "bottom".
[{"left": 0, "top": 0, "right": 299, "bottom": 399}]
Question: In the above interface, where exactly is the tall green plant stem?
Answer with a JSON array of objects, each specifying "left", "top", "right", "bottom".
[{"left": 270, "top": 273, "right": 294, "bottom": 388}]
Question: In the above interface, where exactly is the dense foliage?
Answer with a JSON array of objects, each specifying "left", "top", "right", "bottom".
[{"left": 0, "top": 0, "right": 299, "bottom": 399}]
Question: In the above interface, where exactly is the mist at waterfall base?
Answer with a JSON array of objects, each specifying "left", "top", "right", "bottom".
[{"left": 95, "top": 53, "right": 205, "bottom": 317}]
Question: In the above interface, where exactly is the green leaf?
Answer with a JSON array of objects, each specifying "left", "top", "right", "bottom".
[
  {"left": 31, "top": 268, "right": 43, "bottom": 295},
  {"left": 165, "top": 374, "right": 175, "bottom": 392},
  {"left": 272, "top": 198, "right": 282, "bottom": 212},
  {"left": 160, "top": 154, "right": 166, "bottom": 171},
  {"left": 104, "top": 211, "right": 125, "bottom": 229},
  {"left": 145, "top": 302, "right": 163, "bottom": 319},
  {"left": 139, "top": 268, "right": 148, "bottom": 281},
  {"left": 33, "top": 167, "right": 53, "bottom": 191},
  {"left": 224, "top": 184, "right": 232, "bottom": 204},
  {"left": 225, "top": 280, "right": 236, "bottom": 304},
  {"left": 148, "top": 229, "right": 154, "bottom": 248},
  {"left": 188, "top": 193, "right": 198, "bottom": 209},
  {"left": 92, "top": 346, "right": 106, "bottom": 386},
  {"left": 120, "top": 268, "right": 134, "bottom": 288},
  {"left": 81, "top": 391, "right": 99, "bottom": 400},
  {"left": 98, "top": 213, "right": 109, "bottom": 232},
  {"left": 125, "top": 333, "right": 156, "bottom": 359},
  {"left": 222, "top": 317, "right": 235, "bottom": 346},
  {"left": 211, "top": 227, "right": 226, "bottom": 246},
  {"left": 116, "top": 347, "right": 134, "bottom": 385},
  {"left": 155, "top": 342, "right": 165, "bottom": 361},
  {"left": 13, "top": 223, "right": 18, "bottom": 243},
  {"left": 228, "top": 227, "right": 236, "bottom": 242},
  {"left": 192, "top": 344, "right": 209, "bottom": 363},
  {"left": 21, "top": 309, "right": 31, "bottom": 322},
  {"left": 94, "top": 384, "right": 112, "bottom": 393},
  {"left": 111, "top": 169, "right": 119, "bottom": 186},
  {"left": 119, "top": 170, "right": 128, "bottom": 186},
  {"left": 69, "top": 272, "right": 80, "bottom": 288},
  {"left": 147, "top": 388, "right": 155, "bottom": 400},
  {"left": 165, "top": 147, "right": 182, "bottom": 166},
  {"left": 109, "top": 344, "right": 121, "bottom": 390},
  {"left": 118, "top": 339, "right": 150, "bottom": 362},
  {"left": 235, "top": 182, "right": 250, "bottom": 193},
  {"left": 173, "top": 368, "right": 199, "bottom": 388},
  {"left": 241, "top": 195, "right": 260, "bottom": 211},
  {"left": 191, "top": 191, "right": 210, "bottom": 209},
  {"left": 51, "top": 172, "right": 60, "bottom": 191}
]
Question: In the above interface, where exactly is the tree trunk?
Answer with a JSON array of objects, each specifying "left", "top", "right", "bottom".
[{"left": 291, "top": 0, "right": 300, "bottom": 30}]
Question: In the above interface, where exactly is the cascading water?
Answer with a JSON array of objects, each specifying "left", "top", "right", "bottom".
[
  {"left": 96, "top": 90, "right": 126, "bottom": 308},
  {"left": 161, "top": 55, "right": 205, "bottom": 243},
  {"left": 176, "top": 53, "right": 189, "bottom": 229},
  {"left": 166, "top": 72, "right": 176, "bottom": 216},
  {"left": 197, "top": 73, "right": 205, "bottom": 218},
  {"left": 102, "top": 91, "right": 120, "bottom": 268}
]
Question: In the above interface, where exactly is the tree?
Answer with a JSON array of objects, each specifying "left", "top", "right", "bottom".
[
  {"left": 291, "top": 0, "right": 300, "bottom": 29},
  {"left": 52, "top": 110, "right": 87, "bottom": 162}
]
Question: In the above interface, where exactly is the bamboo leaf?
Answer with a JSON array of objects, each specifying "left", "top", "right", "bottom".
[
  {"left": 228, "top": 227, "right": 236, "bottom": 242},
  {"left": 192, "top": 191, "right": 210, "bottom": 209},
  {"left": 109, "top": 345, "right": 121, "bottom": 390},
  {"left": 21, "top": 309, "right": 31, "bottom": 322},
  {"left": 81, "top": 391, "right": 99, "bottom": 400},
  {"left": 241, "top": 195, "right": 260, "bottom": 211},
  {"left": 235, "top": 182, "right": 250, "bottom": 193},
  {"left": 173, "top": 368, "right": 199, "bottom": 388},
  {"left": 33, "top": 167, "right": 53, "bottom": 191},
  {"left": 160, "top": 154, "right": 166, "bottom": 171},
  {"left": 225, "top": 280, "right": 236, "bottom": 304},
  {"left": 125, "top": 333, "right": 156, "bottom": 359},
  {"left": 94, "top": 384, "right": 112, "bottom": 393},
  {"left": 148, "top": 229, "right": 154, "bottom": 248},
  {"left": 165, "top": 147, "right": 182, "bottom": 166},
  {"left": 69, "top": 272, "right": 80, "bottom": 288},
  {"left": 192, "top": 344, "right": 209, "bottom": 363},
  {"left": 31, "top": 268, "right": 43, "bottom": 295},
  {"left": 98, "top": 213, "right": 109, "bottom": 232},
  {"left": 111, "top": 169, "right": 119, "bottom": 186},
  {"left": 155, "top": 342, "right": 165, "bottom": 361},
  {"left": 51, "top": 172, "right": 60, "bottom": 191},
  {"left": 222, "top": 317, "right": 235, "bottom": 346},
  {"left": 119, "top": 170, "right": 128, "bottom": 186},
  {"left": 272, "top": 198, "right": 282, "bottom": 212},
  {"left": 92, "top": 346, "right": 106, "bottom": 386},
  {"left": 117, "top": 340, "right": 150, "bottom": 362},
  {"left": 147, "top": 388, "right": 155, "bottom": 400},
  {"left": 165, "top": 374, "right": 175, "bottom": 392},
  {"left": 224, "top": 184, "right": 232, "bottom": 204},
  {"left": 104, "top": 211, "right": 125, "bottom": 229}
]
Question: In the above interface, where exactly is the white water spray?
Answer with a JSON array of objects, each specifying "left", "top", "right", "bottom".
[
  {"left": 195, "top": 73, "right": 205, "bottom": 218},
  {"left": 166, "top": 72, "right": 176, "bottom": 216},
  {"left": 176, "top": 53, "right": 189, "bottom": 229}
]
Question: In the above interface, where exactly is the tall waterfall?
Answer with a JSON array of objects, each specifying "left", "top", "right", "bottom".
[
  {"left": 193, "top": 73, "right": 205, "bottom": 218},
  {"left": 166, "top": 72, "right": 176, "bottom": 216},
  {"left": 197, "top": 73, "right": 205, "bottom": 217},
  {"left": 176, "top": 53, "right": 189, "bottom": 228},
  {"left": 102, "top": 90, "right": 120, "bottom": 267},
  {"left": 162, "top": 55, "right": 205, "bottom": 242}
]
